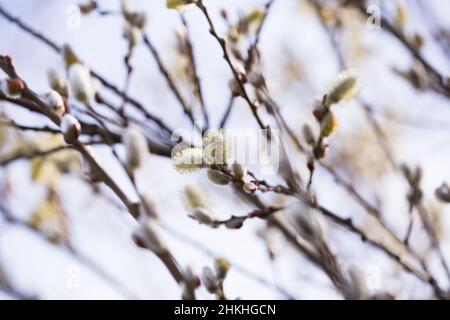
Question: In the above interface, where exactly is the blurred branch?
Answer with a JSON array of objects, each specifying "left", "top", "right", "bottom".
[
  {"left": 142, "top": 33, "right": 202, "bottom": 133},
  {"left": 218, "top": 0, "right": 276, "bottom": 128},
  {"left": 0, "top": 0, "right": 448, "bottom": 300},
  {"left": 310, "top": 0, "right": 449, "bottom": 298},
  {"left": 180, "top": 14, "right": 210, "bottom": 129},
  {"left": 218, "top": 96, "right": 235, "bottom": 128},
  {"left": 0, "top": 203, "right": 137, "bottom": 299},
  {"left": 0, "top": 145, "right": 72, "bottom": 166},
  {"left": 218, "top": 160, "right": 448, "bottom": 298},
  {"left": 0, "top": 119, "right": 60, "bottom": 134},
  {"left": 0, "top": 4, "right": 174, "bottom": 137},
  {"left": 162, "top": 223, "right": 295, "bottom": 299},
  {"left": 0, "top": 55, "right": 192, "bottom": 291},
  {"left": 0, "top": 93, "right": 173, "bottom": 157},
  {"left": 212, "top": 168, "right": 351, "bottom": 297},
  {"left": 348, "top": 0, "right": 450, "bottom": 99}
]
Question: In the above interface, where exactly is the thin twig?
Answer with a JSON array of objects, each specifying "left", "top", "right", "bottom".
[
  {"left": 180, "top": 14, "right": 210, "bottom": 129},
  {"left": 218, "top": 0, "right": 276, "bottom": 128},
  {"left": 350, "top": 1, "right": 450, "bottom": 99},
  {"left": 142, "top": 33, "right": 202, "bottom": 133},
  {"left": 196, "top": 0, "right": 266, "bottom": 129},
  {"left": 218, "top": 96, "right": 235, "bottom": 128}
]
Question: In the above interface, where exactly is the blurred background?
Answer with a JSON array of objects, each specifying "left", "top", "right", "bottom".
[{"left": 0, "top": 0, "right": 450, "bottom": 299}]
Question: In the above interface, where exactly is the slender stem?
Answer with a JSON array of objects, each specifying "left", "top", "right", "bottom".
[
  {"left": 180, "top": 14, "right": 210, "bottom": 129},
  {"left": 196, "top": 0, "right": 266, "bottom": 129},
  {"left": 142, "top": 33, "right": 202, "bottom": 134},
  {"left": 218, "top": 96, "right": 235, "bottom": 128}
]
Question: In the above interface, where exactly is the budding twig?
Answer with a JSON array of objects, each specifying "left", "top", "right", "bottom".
[
  {"left": 196, "top": 0, "right": 267, "bottom": 130},
  {"left": 180, "top": 14, "right": 210, "bottom": 129},
  {"left": 142, "top": 33, "right": 202, "bottom": 133},
  {"left": 218, "top": 0, "right": 276, "bottom": 128},
  {"left": 0, "top": 5, "right": 174, "bottom": 137}
]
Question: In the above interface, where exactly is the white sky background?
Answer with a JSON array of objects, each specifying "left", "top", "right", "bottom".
[{"left": 0, "top": 0, "right": 450, "bottom": 299}]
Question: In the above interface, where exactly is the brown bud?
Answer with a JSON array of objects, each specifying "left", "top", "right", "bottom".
[
  {"left": 225, "top": 216, "right": 246, "bottom": 229},
  {"left": 313, "top": 107, "right": 325, "bottom": 122},
  {"left": 220, "top": 8, "right": 228, "bottom": 20},
  {"left": 435, "top": 183, "right": 450, "bottom": 203},
  {"left": 0, "top": 78, "right": 25, "bottom": 98}
]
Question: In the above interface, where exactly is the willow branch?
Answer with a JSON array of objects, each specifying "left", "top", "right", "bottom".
[
  {"left": 350, "top": 0, "right": 450, "bottom": 99},
  {"left": 0, "top": 5, "right": 174, "bottom": 136},
  {"left": 142, "top": 33, "right": 201, "bottom": 133},
  {"left": 196, "top": 0, "right": 266, "bottom": 129},
  {"left": 180, "top": 14, "right": 210, "bottom": 129}
]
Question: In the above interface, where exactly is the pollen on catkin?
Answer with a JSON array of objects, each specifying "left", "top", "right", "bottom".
[
  {"left": 62, "top": 44, "right": 81, "bottom": 69},
  {"left": 172, "top": 147, "right": 204, "bottom": 173},
  {"left": 202, "top": 129, "right": 232, "bottom": 166},
  {"left": 166, "top": 0, "right": 198, "bottom": 11},
  {"left": 325, "top": 70, "right": 359, "bottom": 107},
  {"left": 321, "top": 111, "right": 339, "bottom": 137}
]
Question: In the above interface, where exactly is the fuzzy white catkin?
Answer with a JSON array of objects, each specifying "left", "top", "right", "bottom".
[
  {"left": 184, "top": 185, "right": 208, "bottom": 210},
  {"left": 207, "top": 169, "right": 230, "bottom": 186},
  {"left": 138, "top": 218, "right": 167, "bottom": 254},
  {"left": 346, "top": 265, "right": 369, "bottom": 300},
  {"left": 202, "top": 129, "right": 231, "bottom": 166},
  {"left": 140, "top": 191, "right": 159, "bottom": 219},
  {"left": 172, "top": 147, "right": 203, "bottom": 173},
  {"left": 201, "top": 266, "right": 218, "bottom": 293},
  {"left": 60, "top": 113, "right": 81, "bottom": 142},
  {"left": 325, "top": 70, "right": 359, "bottom": 106},
  {"left": 232, "top": 163, "right": 247, "bottom": 180},
  {"left": 123, "top": 126, "right": 148, "bottom": 171},
  {"left": 68, "top": 63, "right": 94, "bottom": 104},
  {"left": 43, "top": 90, "right": 65, "bottom": 117},
  {"left": 47, "top": 69, "right": 68, "bottom": 95},
  {"left": 192, "top": 207, "right": 216, "bottom": 226}
]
